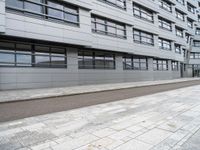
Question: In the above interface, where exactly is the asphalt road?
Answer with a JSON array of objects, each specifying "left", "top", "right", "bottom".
[{"left": 0, "top": 80, "right": 200, "bottom": 122}]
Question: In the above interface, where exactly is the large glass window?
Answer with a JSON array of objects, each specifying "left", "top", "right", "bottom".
[
  {"left": 158, "top": 17, "right": 172, "bottom": 31},
  {"left": 172, "top": 61, "right": 179, "bottom": 71},
  {"left": 133, "top": 3, "right": 154, "bottom": 22},
  {"left": 91, "top": 15, "right": 126, "bottom": 38},
  {"left": 176, "top": 27, "right": 184, "bottom": 37},
  {"left": 159, "top": 0, "right": 172, "bottom": 12},
  {"left": 193, "top": 41, "right": 200, "bottom": 47},
  {"left": 100, "top": 0, "right": 126, "bottom": 9},
  {"left": 196, "top": 28, "right": 200, "bottom": 35},
  {"left": 158, "top": 38, "right": 171, "bottom": 50},
  {"left": 175, "top": 44, "right": 181, "bottom": 54},
  {"left": 133, "top": 29, "right": 154, "bottom": 45},
  {"left": 123, "top": 55, "right": 148, "bottom": 70},
  {"left": 187, "top": 3, "right": 195, "bottom": 14},
  {"left": 190, "top": 52, "right": 200, "bottom": 59},
  {"left": 78, "top": 50, "right": 115, "bottom": 69},
  {"left": 153, "top": 59, "right": 168, "bottom": 71},
  {"left": 6, "top": 0, "right": 79, "bottom": 25},
  {"left": 176, "top": 0, "right": 185, "bottom": 5},
  {"left": 187, "top": 18, "right": 193, "bottom": 28},
  {"left": 176, "top": 9, "right": 185, "bottom": 21},
  {"left": 0, "top": 40, "right": 67, "bottom": 68}
]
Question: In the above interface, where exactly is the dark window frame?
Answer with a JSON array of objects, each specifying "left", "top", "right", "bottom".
[{"left": 6, "top": 0, "right": 79, "bottom": 26}]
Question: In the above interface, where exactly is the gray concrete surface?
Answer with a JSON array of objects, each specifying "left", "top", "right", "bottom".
[
  {"left": 0, "top": 84, "right": 200, "bottom": 150},
  {"left": 0, "top": 79, "right": 200, "bottom": 122},
  {"left": 0, "top": 78, "right": 199, "bottom": 103}
]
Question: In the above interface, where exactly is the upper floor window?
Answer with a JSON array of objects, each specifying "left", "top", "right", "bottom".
[
  {"left": 158, "top": 17, "right": 172, "bottom": 31},
  {"left": 176, "top": 0, "right": 184, "bottom": 5},
  {"left": 123, "top": 55, "right": 148, "bottom": 70},
  {"left": 159, "top": 0, "right": 172, "bottom": 12},
  {"left": 176, "top": 9, "right": 184, "bottom": 21},
  {"left": 78, "top": 50, "right": 115, "bottom": 69},
  {"left": 175, "top": 44, "right": 181, "bottom": 54},
  {"left": 196, "top": 28, "right": 200, "bottom": 35},
  {"left": 172, "top": 61, "right": 179, "bottom": 71},
  {"left": 190, "top": 52, "right": 200, "bottom": 59},
  {"left": 153, "top": 59, "right": 168, "bottom": 71},
  {"left": 133, "top": 29, "right": 154, "bottom": 46},
  {"left": 133, "top": 3, "right": 154, "bottom": 23},
  {"left": 176, "top": 27, "right": 184, "bottom": 38},
  {"left": 100, "top": 0, "right": 126, "bottom": 9},
  {"left": 187, "top": 18, "right": 193, "bottom": 28},
  {"left": 91, "top": 15, "right": 126, "bottom": 39},
  {"left": 194, "top": 41, "right": 200, "bottom": 47},
  {"left": 6, "top": 0, "right": 79, "bottom": 25},
  {"left": 158, "top": 38, "right": 171, "bottom": 50},
  {"left": 187, "top": 3, "right": 195, "bottom": 14}
]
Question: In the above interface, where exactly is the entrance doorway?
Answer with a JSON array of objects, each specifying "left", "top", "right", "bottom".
[{"left": 193, "top": 69, "right": 200, "bottom": 77}]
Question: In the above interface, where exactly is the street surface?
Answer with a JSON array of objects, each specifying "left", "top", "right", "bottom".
[
  {"left": 0, "top": 80, "right": 200, "bottom": 122},
  {"left": 1, "top": 84, "right": 200, "bottom": 149}
]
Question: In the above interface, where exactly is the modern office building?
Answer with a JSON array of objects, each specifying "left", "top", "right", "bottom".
[{"left": 0, "top": 0, "right": 200, "bottom": 90}]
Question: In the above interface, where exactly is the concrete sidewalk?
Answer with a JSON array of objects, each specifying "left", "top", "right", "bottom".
[
  {"left": 1, "top": 84, "right": 200, "bottom": 150},
  {"left": 0, "top": 78, "right": 200, "bottom": 103}
]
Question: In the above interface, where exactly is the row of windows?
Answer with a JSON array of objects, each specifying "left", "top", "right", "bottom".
[
  {"left": 0, "top": 41, "right": 67, "bottom": 67},
  {"left": 153, "top": 59, "right": 168, "bottom": 71},
  {"left": 0, "top": 40, "right": 181, "bottom": 71},
  {"left": 91, "top": 15, "right": 126, "bottom": 39},
  {"left": 123, "top": 56, "right": 148, "bottom": 70},
  {"left": 133, "top": 29, "right": 154, "bottom": 46},
  {"left": 78, "top": 51, "right": 115, "bottom": 69},
  {"left": 190, "top": 52, "right": 200, "bottom": 59},
  {"left": 100, "top": 0, "right": 126, "bottom": 9},
  {"left": 194, "top": 41, "right": 200, "bottom": 47},
  {"left": 6, "top": 0, "right": 79, "bottom": 25}
]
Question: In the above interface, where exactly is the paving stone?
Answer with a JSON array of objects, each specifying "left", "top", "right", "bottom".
[
  {"left": 136, "top": 128, "right": 172, "bottom": 145},
  {"left": 114, "top": 139, "right": 153, "bottom": 150}
]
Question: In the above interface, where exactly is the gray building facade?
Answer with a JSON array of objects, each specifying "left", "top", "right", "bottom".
[{"left": 0, "top": 0, "right": 199, "bottom": 90}]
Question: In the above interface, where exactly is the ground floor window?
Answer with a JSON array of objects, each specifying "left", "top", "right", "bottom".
[
  {"left": 153, "top": 59, "right": 168, "bottom": 71},
  {"left": 172, "top": 61, "right": 179, "bottom": 71},
  {"left": 78, "top": 50, "right": 115, "bottom": 69},
  {"left": 123, "top": 55, "right": 148, "bottom": 70},
  {"left": 0, "top": 40, "right": 67, "bottom": 68}
]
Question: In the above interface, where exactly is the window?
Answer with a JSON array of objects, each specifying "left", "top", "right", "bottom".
[
  {"left": 159, "top": 0, "right": 172, "bottom": 12},
  {"left": 172, "top": 61, "right": 179, "bottom": 71},
  {"left": 91, "top": 15, "right": 126, "bottom": 38},
  {"left": 123, "top": 55, "right": 148, "bottom": 70},
  {"left": 187, "top": 18, "right": 193, "bottom": 28},
  {"left": 100, "top": 0, "right": 126, "bottom": 9},
  {"left": 176, "top": 0, "right": 184, "bottom": 5},
  {"left": 153, "top": 59, "right": 168, "bottom": 71},
  {"left": 158, "top": 38, "right": 171, "bottom": 50},
  {"left": 6, "top": 0, "right": 79, "bottom": 25},
  {"left": 133, "top": 3, "right": 154, "bottom": 22},
  {"left": 193, "top": 41, "right": 200, "bottom": 47},
  {"left": 176, "top": 9, "right": 184, "bottom": 21},
  {"left": 190, "top": 52, "right": 200, "bottom": 59},
  {"left": 78, "top": 50, "right": 115, "bottom": 69},
  {"left": 133, "top": 29, "right": 154, "bottom": 45},
  {"left": 0, "top": 40, "right": 67, "bottom": 68},
  {"left": 176, "top": 27, "right": 184, "bottom": 37},
  {"left": 175, "top": 44, "right": 181, "bottom": 54},
  {"left": 158, "top": 17, "right": 172, "bottom": 31},
  {"left": 187, "top": 3, "right": 195, "bottom": 14},
  {"left": 196, "top": 28, "right": 200, "bottom": 35}
]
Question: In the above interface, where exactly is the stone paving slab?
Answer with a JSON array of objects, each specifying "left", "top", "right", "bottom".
[
  {"left": 0, "top": 78, "right": 199, "bottom": 103},
  {"left": 1, "top": 84, "right": 200, "bottom": 149}
]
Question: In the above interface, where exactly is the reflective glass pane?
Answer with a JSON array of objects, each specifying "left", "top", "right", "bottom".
[{"left": 6, "top": 0, "right": 23, "bottom": 9}]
